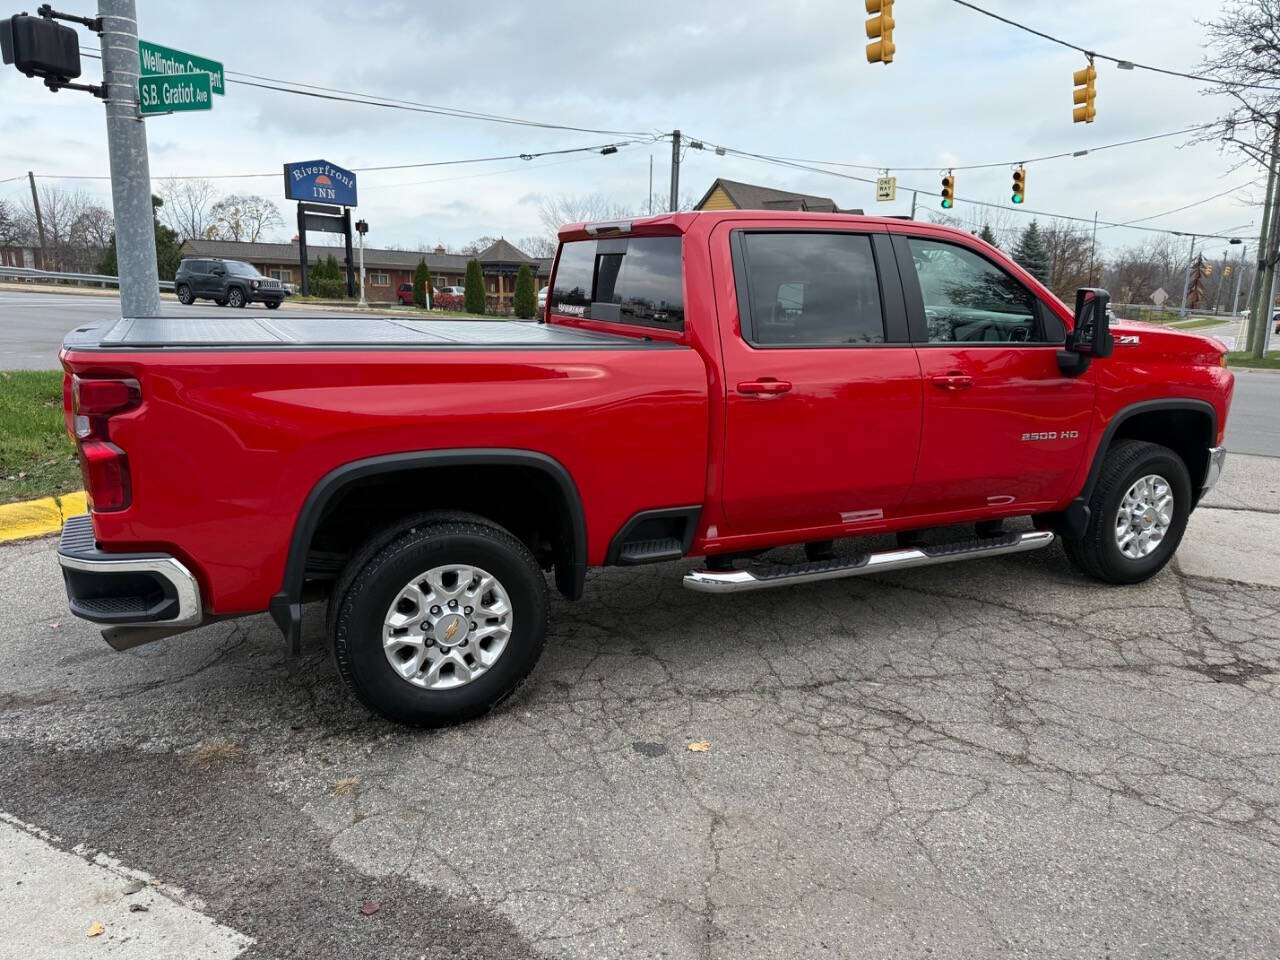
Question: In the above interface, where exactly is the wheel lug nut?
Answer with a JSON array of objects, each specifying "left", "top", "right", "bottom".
[
  {"left": 448, "top": 600, "right": 458, "bottom": 610},
  {"left": 464, "top": 606, "right": 473, "bottom": 615},
  {"left": 470, "top": 622, "right": 477, "bottom": 632},
  {"left": 430, "top": 605, "right": 441, "bottom": 616}
]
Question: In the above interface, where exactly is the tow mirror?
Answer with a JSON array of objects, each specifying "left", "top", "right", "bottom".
[{"left": 1058, "top": 287, "right": 1114, "bottom": 376}]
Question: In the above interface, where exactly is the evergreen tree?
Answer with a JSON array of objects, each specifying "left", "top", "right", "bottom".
[
  {"left": 309, "top": 253, "right": 346, "bottom": 298},
  {"left": 978, "top": 223, "right": 999, "bottom": 249},
  {"left": 97, "top": 194, "right": 182, "bottom": 281},
  {"left": 464, "top": 259, "right": 485, "bottom": 315},
  {"left": 413, "top": 259, "right": 429, "bottom": 308},
  {"left": 513, "top": 263, "right": 536, "bottom": 319},
  {"left": 1012, "top": 220, "right": 1050, "bottom": 284}
]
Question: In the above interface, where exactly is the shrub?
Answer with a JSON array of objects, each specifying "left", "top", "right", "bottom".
[
  {"left": 513, "top": 263, "right": 536, "bottom": 319},
  {"left": 412, "top": 259, "right": 430, "bottom": 308},
  {"left": 464, "top": 259, "right": 486, "bottom": 315},
  {"left": 434, "top": 292, "right": 464, "bottom": 312}
]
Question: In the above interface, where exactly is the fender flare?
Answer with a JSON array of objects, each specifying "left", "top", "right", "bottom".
[
  {"left": 268, "top": 448, "right": 587, "bottom": 653},
  {"left": 1062, "top": 398, "right": 1217, "bottom": 536}
]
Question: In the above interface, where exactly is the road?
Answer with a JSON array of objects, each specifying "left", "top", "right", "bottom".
[
  {"left": 1, "top": 459, "right": 1277, "bottom": 959},
  {"left": 4, "top": 290, "right": 1277, "bottom": 458}
]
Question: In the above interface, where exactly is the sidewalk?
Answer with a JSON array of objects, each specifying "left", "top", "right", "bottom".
[{"left": 1177, "top": 451, "right": 1280, "bottom": 587}]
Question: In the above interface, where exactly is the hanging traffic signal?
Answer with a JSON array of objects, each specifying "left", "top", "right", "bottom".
[
  {"left": 941, "top": 172, "right": 955, "bottom": 209},
  {"left": 1072, "top": 61, "right": 1096, "bottom": 123},
  {"left": 865, "top": 0, "right": 895, "bottom": 64},
  {"left": 1011, "top": 167, "right": 1026, "bottom": 204},
  {"left": 1224, "top": 265, "right": 1232, "bottom": 278}
]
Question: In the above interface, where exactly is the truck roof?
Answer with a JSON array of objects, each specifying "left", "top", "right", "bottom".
[{"left": 559, "top": 209, "right": 952, "bottom": 240}]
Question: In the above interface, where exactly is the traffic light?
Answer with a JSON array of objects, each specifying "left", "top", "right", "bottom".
[
  {"left": 1072, "top": 62, "right": 1096, "bottom": 123},
  {"left": 941, "top": 172, "right": 955, "bottom": 209},
  {"left": 865, "top": 0, "right": 895, "bottom": 64},
  {"left": 0, "top": 14, "right": 82, "bottom": 84},
  {"left": 1203, "top": 264, "right": 1213, "bottom": 277},
  {"left": 1224, "top": 265, "right": 1232, "bottom": 278},
  {"left": 1011, "top": 167, "right": 1026, "bottom": 204}
]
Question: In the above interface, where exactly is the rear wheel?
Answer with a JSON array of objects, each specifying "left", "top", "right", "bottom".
[
  {"left": 227, "top": 287, "right": 245, "bottom": 308},
  {"left": 1061, "top": 440, "right": 1191, "bottom": 584},
  {"left": 330, "top": 514, "right": 549, "bottom": 726},
  {"left": 176, "top": 283, "right": 193, "bottom": 305},
  {"left": 265, "top": 299, "right": 281, "bottom": 310}
]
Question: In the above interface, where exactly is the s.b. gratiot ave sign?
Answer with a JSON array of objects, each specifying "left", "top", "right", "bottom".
[{"left": 282, "top": 159, "right": 358, "bottom": 207}]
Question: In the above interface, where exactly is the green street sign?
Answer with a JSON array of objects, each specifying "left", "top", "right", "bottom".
[
  {"left": 138, "top": 71, "right": 213, "bottom": 116},
  {"left": 138, "top": 40, "right": 224, "bottom": 95}
]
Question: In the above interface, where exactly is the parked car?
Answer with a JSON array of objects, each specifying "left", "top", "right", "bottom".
[
  {"left": 537, "top": 285, "right": 548, "bottom": 312},
  {"left": 440, "top": 286, "right": 465, "bottom": 297},
  {"left": 281, "top": 281, "right": 296, "bottom": 296},
  {"left": 396, "top": 283, "right": 442, "bottom": 306},
  {"left": 57, "top": 211, "right": 1233, "bottom": 728},
  {"left": 174, "top": 258, "right": 284, "bottom": 309}
]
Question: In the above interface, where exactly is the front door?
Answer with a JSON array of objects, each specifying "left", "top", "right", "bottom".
[
  {"left": 716, "top": 225, "right": 923, "bottom": 537},
  {"left": 892, "top": 231, "right": 1094, "bottom": 515}
]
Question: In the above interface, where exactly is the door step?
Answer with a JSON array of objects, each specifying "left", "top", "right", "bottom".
[
  {"left": 683, "top": 530, "right": 1055, "bottom": 594},
  {"left": 617, "top": 537, "right": 684, "bottom": 565}
]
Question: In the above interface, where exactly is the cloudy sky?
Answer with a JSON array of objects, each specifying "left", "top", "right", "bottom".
[{"left": 0, "top": 0, "right": 1262, "bottom": 260}]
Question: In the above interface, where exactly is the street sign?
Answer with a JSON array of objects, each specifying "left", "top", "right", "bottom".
[
  {"left": 283, "top": 159, "right": 359, "bottom": 207},
  {"left": 876, "top": 176, "right": 897, "bottom": 202},
  {"left": 1150, "top": 287, "right": 1169, "bottom": 307},
  {"left": 138, "top": 70, "right": 213, "bottom": 116},
  {"left": 138, "top": 40, "right": 224, "bottom": 95}
]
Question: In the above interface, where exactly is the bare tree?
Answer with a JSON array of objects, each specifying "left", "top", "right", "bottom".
[
  {"left": 209, "top": 194, "right": 284, "bottom": 242},
  {"left": 17, "top": 184, "right": 111, "bottom": 271},
  {"left": 458, "top": 236, "right": 500, "bottom": 256},
  {"left": 156, "top": 178, "right": 219, "bottom": 241},
  {"left": 0, "top": 199, "right": 26, "bottom": 247},
  {"left": 928, "top": 204, "right": 1022, "bottom": 248},
  {"left": 1041, "top": 219, "right": 1096, "bottom": 301},
  {"left": 538, "top": 193, "right": 634, "bottom": 244},
  {"left": 517, "top": 234, "right": 556, "bottom": 258}
]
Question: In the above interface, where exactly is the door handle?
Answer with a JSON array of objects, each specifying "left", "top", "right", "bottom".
[
  {"left": 737, "top": 378, "right": 792, "bottom": 396},
  {"left": 930, "top": 373, "right": 974, "bottom": 390}
]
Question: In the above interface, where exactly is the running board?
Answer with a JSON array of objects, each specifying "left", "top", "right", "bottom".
[{"left": 683, "top": 530, "right": 1056, "bottom": 594}]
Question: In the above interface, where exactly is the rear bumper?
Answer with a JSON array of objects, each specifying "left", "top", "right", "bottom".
[
  {"left": 1202, "top": 446, "right": 1226, "bottom": 494},
  {"left": 57, "top": 515, "right": 205, "bottom": 650}
]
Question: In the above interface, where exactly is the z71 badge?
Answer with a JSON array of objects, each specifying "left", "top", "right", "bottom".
[{"left": 1021, "top": 430, "right": 1080, "bottom": 442}]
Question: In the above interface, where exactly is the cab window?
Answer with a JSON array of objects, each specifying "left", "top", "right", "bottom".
[
  {"left": 550, "top": 236, "right": 684, "bottom": 330},
  {"left": 907, "top": 238, "right": 1057, "bottom": 344}
]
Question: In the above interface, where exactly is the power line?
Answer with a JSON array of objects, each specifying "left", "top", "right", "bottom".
[
  {"left": 78, "top": 48, "right": 651, "bottom": 137},
  {"left": 704, "top": 142, "right": 1253, "bottom": 240},
  {"left": 948, "top": 0, "right": 1280, "bottom": 93},
  {"left": 6, "top": 139, "right": 648, "bottom": 183},
  {"left": 1097, "top": 181, "right": 1263, "bottom": 230},
  {"left": 731, "top": 123, "right": 1221, "bottom": 174}
]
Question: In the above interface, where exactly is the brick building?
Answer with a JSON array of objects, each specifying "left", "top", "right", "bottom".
[{"left": 177, "top": 237, "right": 550, "bottom": 310}]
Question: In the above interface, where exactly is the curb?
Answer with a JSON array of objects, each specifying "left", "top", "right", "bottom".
[{"left": 0, "top": 491, "right": 86, "bottom": 544}]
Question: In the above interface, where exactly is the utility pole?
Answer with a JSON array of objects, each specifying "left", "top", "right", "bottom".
[
  {"left": 910, "top": 190, "right": 917, "bottom": 220},
  {"left": 1248, "top": 115, "right": 1280, "bottom": 353},
  {"left": 1232, "top": 243, "right": 1247, "bottom": 316},
  {"left": 356, "top": 224, "right": 366, "bottom": 307},
  {"left": 669, "top": 129, "right": 681, "bottom": 212},
  {"left": 1089, "top": 211, "right": 1098, "bottom": 286},
  {"left": 1179, "top": 234, "right": 1196, "bottom": 318},
  {"left": 26, "top": 172, "right": 47, "bottom": 268},
  {"left": 98, "top": 0, "right": 160, "bottom": 317},
  {"left": 648, "top": 155, "right": 653, "bottom": 216}
]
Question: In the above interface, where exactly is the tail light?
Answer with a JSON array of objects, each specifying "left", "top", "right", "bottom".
[{"left": 71, "top": 375, "right": 140, "bottom": 512}]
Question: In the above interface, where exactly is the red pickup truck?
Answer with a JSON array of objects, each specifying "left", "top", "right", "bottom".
[{"left": 57, "top": 211, "right": 1233, "bottom": 726}]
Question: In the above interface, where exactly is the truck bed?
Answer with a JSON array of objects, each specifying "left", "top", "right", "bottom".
[{"left": 63, "top": 316, "right": 671, "bottom": 351}]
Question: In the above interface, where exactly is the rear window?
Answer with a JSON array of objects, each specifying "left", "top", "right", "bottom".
[{"left": 550, "top": 236, "right": 684, "bottom": 331}]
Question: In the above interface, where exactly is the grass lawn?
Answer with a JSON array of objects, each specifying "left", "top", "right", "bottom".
[
  {"left": 1226, "top": 352, "right": 1280, "bottom": 370},
  {"left": 0, "top": 370, "right": 81, "bottom": 504},
  {"left": 1168, "top": 318, "right": 1226, "bottom": 330}
]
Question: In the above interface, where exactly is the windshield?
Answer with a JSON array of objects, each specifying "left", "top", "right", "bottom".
[{"left": 225, "top": 262, "right": 259, "bottom": 277}]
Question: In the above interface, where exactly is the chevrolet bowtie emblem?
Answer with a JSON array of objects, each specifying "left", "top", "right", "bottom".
[{"left": 444, "top": 620, "right": 460, "bottom": 641}]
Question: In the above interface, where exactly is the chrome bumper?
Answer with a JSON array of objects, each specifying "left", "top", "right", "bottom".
[
  {"left": 57, "top": 515, "right": 204, "bottom": 650},
  {"left": 1202, "top": 446, "right": 1226, "bottom": 493}
]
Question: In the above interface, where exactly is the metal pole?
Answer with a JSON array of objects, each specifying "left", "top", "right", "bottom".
[
  {"left": 1089, "top": 210, "right": 1098, "bottom": 286},
  {"left": 297, "top": 203, "right": 308, "bottom": 295},
  {"left": 910, "top": 190, "right": 917, "bottom": 220},
  {"left": 1264, "top": 267, "right": 1279, "bottom": 356},
  {"left": 1232, "top": 244, "right": 1246, "bottom": 315},
  {"left": 98, "top": 0, "right": 160, "bottom": 317},
  {"left": 648, "top": 155, "right": 653, "bottom": 216},
  {"left": 1179, "top": 234, "right": 1196, "bottom": 318},
  {"left": 669, "top": 129, "right": 681, "bottom": 212},
  {"left": 357, "top": 227, "right": 366, "bottom": 307},
  {"left": 26, "top": 172, "right": 47, "bottom": 268},
  {"left": 342, "top": 208, "right": 355, "bottom": 298}
]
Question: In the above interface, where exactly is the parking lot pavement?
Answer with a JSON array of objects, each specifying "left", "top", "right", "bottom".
[{"left": 2, "top": 492, "right": 1278, "bottom": 958}]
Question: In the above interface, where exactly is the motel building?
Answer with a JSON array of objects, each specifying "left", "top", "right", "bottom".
[{"left": 177, "top": 237, "right": 551, "bottom": 310}]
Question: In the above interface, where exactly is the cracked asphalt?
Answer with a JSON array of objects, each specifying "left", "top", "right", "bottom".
[{"left": 2, "top": 459, "right": 1278, "bottom": 959}]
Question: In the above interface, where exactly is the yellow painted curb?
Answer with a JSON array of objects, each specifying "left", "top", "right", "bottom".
[{"left": 0, "top": 491, "right": 88, "bottom": 544}]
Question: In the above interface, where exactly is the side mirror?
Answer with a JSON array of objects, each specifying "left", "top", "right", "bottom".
[{"left": 1058, "top": 287, "right": 1113, "bottom": 376}]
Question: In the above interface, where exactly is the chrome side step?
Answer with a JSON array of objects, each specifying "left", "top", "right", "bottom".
[{"left": 683, "top": 530, "right": 1056, "bottom": 594}]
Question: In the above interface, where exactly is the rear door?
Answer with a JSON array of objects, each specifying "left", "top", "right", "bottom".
[
  {"left": 891, "top": 229, "right": 1094, "bottom": 514},
  {"left": 715, "top": 223, "right": 923, "bottom": 537}
]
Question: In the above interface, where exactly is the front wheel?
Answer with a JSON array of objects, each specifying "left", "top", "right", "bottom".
[
  {"left": 227, "top": 287, "right": 245, "bottom": 308},
  {"left": 1061, "top": 440, "right": 1191, "bottom": 584},
  {"left": 330, "top": 515, "right": 549, "bottom": 726},
  {"left": 176, "top": 283, "right": 193, "bottom": 305},
  {"left": 264, "top": 299, "right": 281, "bottom": 310}
]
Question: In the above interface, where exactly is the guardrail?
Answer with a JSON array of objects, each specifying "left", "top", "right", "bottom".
[{"left": 0, "top": 265, "right": 174, "bottom": 291}]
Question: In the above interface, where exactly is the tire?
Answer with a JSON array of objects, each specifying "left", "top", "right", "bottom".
[
  {"left": 214, "top": 297, "right": 228, "bottom": 307},
  {"left": 265, "top": 299, "right": 281, "bottom": 310},
  {"left": 331, "top": 514, "right": 549, "bottom": 727},
  {"left": 227, "top": 287, "right": 245, "bottom": 308},
  {"left": 1061, "top": 440, "right": 1192, "bottom": 585},
  {"left": 176, "top": 283, "right": 193, "bottom": 305}
]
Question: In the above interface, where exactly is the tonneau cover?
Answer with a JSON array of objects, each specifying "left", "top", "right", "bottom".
[{"left": 62, "top": 315, "right": 672, "bottom": 350}]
